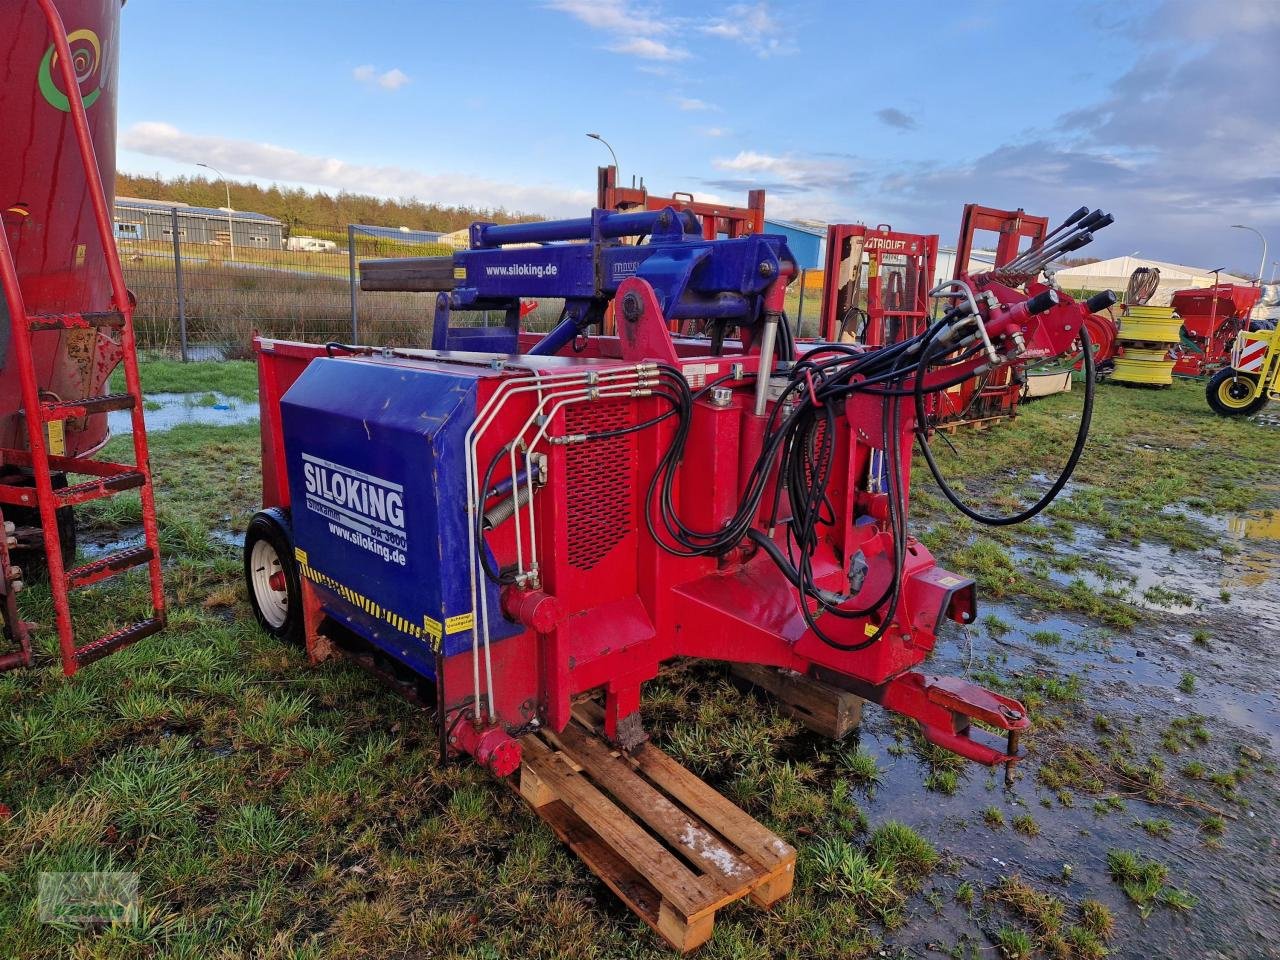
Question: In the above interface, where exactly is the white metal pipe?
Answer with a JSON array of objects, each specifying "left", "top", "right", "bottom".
[{"left": 462, "top": 364, "right": 647, "bottom": 720}]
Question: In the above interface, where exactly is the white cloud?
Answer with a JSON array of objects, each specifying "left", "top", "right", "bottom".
[
  {"left": 700, "top": 3, "right": 793, "bottom": 57},
  {"left": 545, "top": 0, "right": 668, "bottom": 36},
  {"left": 674, "top": 97, "right": 715, "bottom": 112},
  {"left": 547, "top": 0, "right": 691, "bottom": 60},
  {"left": 707, "top": 150, "right": 859, "bottom": 219},
  {"left": 704, "top": 127, "right": 729, "bottom": 137},
  {"left": 547, "top": 0, "right": 793, "bottom": 61},
  {"left": 695, "top": 2, "right": 1280, "bottom": 266},
  {"left": 120, "top": 122, "right": 591, "bottom": 217},
  {"left": 353, "top": 64, "right": 411, "bottom": 91},
  {"left": 377, "top": 68, "right": 410, "bottom": 91},
  {"left": 610, "top": 37, "right": 688, "bottom": 60}
]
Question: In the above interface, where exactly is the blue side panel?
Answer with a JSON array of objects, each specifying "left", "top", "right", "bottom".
[{"left": 280, "top": 358, "right": 518, "bottom": 680}]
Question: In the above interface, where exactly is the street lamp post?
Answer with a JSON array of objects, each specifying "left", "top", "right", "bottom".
[
  {"left": 197, "top": 162, "right": 235, "bottom": 262},
  {"left": 586, "top": 132, "right": 619, "bottom": 184},
  {"left": 1230, "top": 224, "right": 1266, "bottom": 287}
]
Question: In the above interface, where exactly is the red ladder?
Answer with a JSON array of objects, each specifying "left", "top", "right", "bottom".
[{"left": 0, "top": 0, "right": 164, "bottom": 675}]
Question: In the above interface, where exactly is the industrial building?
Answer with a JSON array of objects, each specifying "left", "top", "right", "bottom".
[
  {"left": 113, "top": 196, "right": 284, "bottom": 248},
  {"left": 763, "top": 217, "right": 827, "bottom": 269}
]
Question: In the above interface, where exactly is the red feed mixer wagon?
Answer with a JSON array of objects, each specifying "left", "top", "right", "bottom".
[
  {"left": 249, "top": 191, "right": 1115, "bottom": 943},
  {"left": 0, "top": 0, "right": 164, "bottom": 674}
]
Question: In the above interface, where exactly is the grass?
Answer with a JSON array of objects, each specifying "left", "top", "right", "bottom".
[
  {"left": 1106, "top": 849, "right": 1197, "bottom": 914},
  {"left": 867, "top": 820, "right": 939, "bottom": 888},
  {"left": 1011, "top": 814, "right": 1040, "bottom": 838},
  {"left": 838, "top": 745, "right": 882, "bottom": 787},
  {"left": 109, "top": 358, "right": 259, "bottom": 401},
  {"left": 913, "top": 378, "right": 1280, "bottom": 556},
  {"left": 995, "top": 926, "right": 1034, "bottom": 959},
  {"left": 0, "top": 366, "right": 1273, "bottom": 956}
]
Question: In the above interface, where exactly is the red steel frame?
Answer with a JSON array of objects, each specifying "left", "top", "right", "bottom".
[
  {"left": 253, "top": 265, "right": 1098, "bottom": 778},
  {"left": 598, "top": 166, "right": 765, "bottom": 336},
  {"left": 939, "top": 204, "right": 1050, "bottom": 425},
  {"left": 598, "top": 164, "right": 765, "bottom": 239},
  {"left": 818, "top": 224, "right": 939, "bottom": 345},
  {"left": 0, "top": 0, "right": 163, "bottom": 674}
]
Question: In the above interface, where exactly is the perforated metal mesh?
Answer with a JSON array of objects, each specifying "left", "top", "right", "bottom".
[{"left": 564, "top": 401, "right": 635, "bottom": 570}]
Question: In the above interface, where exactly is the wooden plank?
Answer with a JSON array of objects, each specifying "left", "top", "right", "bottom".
[
  {"left": 519, "top": 761, "right": 556, "bottom": 808},
  {"left": 730, "top": 663, "right": 864, "bottom": 740},
  {"left": 571, "top": 700, "right": 794, "bottom": 872},
  {"left": 659, "top": 900, "right": 715, "bottom": 953},
  {"left": 624, "top": 737, "right": 797, "bottom": 874},
  {"left": 535, "top": 798, "right": 664, "bottom": 927},
  {"left": 521, "top": 737, "right": 717, "bottom": 919},
  {"left": 549, "top": 721, "right": 763, "bottom": 894},
  {"left": 358, "top": 255, "right": 456, "bottom": 292}
]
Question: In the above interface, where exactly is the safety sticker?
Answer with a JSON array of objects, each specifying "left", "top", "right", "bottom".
[{"left": 445, "top": 612, "right": 475, "bottom": 634}]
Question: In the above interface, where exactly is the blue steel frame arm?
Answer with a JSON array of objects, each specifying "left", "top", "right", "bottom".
[{"left": 433, "top": 206, "right": 796, "bottom": 355}]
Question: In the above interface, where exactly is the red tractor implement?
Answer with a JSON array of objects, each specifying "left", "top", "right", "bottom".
[
  {"left": 932, "top": 204, "right": 1051, "bottom": 426},
  {"left": 1171, "top": 283, "right": 1263, "bottom": 378},
  {"left": 0, "top": 0, "right": 164, "bottom": 674},
  {"left": 250, "top": 201, "right": 1114, "bottom": 949},
  {"left": 818, "top": 223, "right": 939, "bottom": 347}
]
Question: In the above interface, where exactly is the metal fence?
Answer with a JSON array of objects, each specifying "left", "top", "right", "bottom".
[
  {"left": 117, "top": 206, "right": 830, "bottom": 359},
  {"left": 118, "top": 209, "right": 469, "bottom": 359}
]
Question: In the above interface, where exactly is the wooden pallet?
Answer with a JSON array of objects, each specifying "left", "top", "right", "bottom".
[
  {"left": 729, "top": 663, "right": 864, "bottom": 739},
  {"left": 933, "top": 413, "right": 1013, "bottom": 435},
  {"left": 518, "top": 705, "right": 796, "bottom": 952}
]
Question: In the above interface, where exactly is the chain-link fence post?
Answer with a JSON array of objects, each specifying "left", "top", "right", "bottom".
[
  {"left": 171, "top": 206, "right": 188, "bottom": 362},
  {"left": 348, "top": 224, "right": 358, "bottom": 343}
]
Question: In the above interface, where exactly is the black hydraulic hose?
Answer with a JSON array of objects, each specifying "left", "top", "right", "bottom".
[
  {"left": 914, "top": 324, "right": 1095, "bottom": 525},
  {"left": 477, "top": 443, "right": 517, "bottom": 585}
]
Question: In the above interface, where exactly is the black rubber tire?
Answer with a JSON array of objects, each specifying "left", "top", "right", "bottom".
[
  {"left": 243, "top": 507, "right": 303, "bottom": 646},
  {"left": 1206, "top": 368, "right": 1268, "bottom": 417}
]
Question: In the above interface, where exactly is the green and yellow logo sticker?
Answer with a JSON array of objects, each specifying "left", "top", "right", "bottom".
[{"left": 39, "top": 28, "right": 103, "bottom": 112}]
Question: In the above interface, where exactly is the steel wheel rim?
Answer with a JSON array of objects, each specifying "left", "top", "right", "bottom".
[
  {"left": 1219, "top": 376, "right": 1255, "bottom": 408},
  {"left": 250, "top": 538, "right": 289, "bottom": 628}
]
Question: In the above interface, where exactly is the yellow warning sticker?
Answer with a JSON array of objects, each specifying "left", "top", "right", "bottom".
[
  {"left": 453, "top": 266, "right": 467, "bottom": 280},
  {"left": 294, "top": 547, "right": 308, "bottom": 565},
  {"left": 423, "top": 615, "right": 442, "bottom": 640},
  {"left": 445, "top": 612, "right": 475, "bottom": 634},
  {"left": 47, "top": 420, "right": 65, "bottom": 457},
  {"left": 938, "top": 575, "right": 962, "bottom": 587}
]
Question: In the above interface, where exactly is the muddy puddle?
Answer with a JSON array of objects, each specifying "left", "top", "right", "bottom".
[
  {"left": 789, "top": 496, "right": 1280, "bottom": 957},
  {"left": 80, "top": 525, "right": 241, "bottom": 560},
  {"left": 827, "top": 585, "right": 1280, "bottom": 958},
  {"left": 107, "top": 392, "right": 259, "bottom": 435},
  {"left": 1015, "top": 509, "right": 1280, "bottom": 632}
]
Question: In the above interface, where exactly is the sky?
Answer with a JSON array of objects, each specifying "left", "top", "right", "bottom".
[{"left": 113, "top": 0, "right": 1280, "bottom": 275}]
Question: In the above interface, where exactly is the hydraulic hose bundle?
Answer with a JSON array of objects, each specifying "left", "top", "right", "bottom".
[
  {"left": 644, "top": 207, "right": 1112, "bottom": 651},
  {"left": 474, "top": 207, "right": 1111, "bottom": 655}
]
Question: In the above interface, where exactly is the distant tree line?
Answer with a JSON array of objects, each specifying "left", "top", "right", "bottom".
[{"left": 115, "top": 172, "right": 541, "bottom": 233}]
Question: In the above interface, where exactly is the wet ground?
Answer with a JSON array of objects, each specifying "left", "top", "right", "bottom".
[
  {"left": 80, "top": 523, "right": 241, "bottom": 561},
  {"left": 839, "top": 495, "right": 1280, "bottom": 958},
  {"left": 107, "top": 391, "right": 259, "bottom": 435}
]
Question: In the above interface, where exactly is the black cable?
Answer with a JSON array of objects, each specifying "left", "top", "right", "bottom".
[{"left": 914, "top": 325, "right": 1095, "bottom": 525}]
